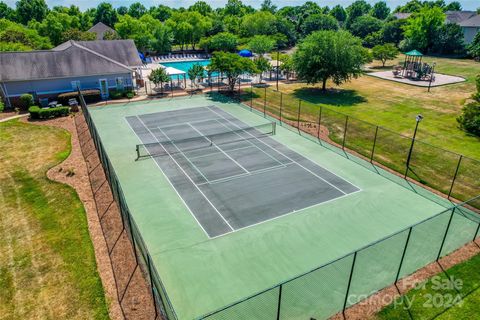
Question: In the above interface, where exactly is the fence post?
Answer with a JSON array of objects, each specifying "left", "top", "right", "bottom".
[
  {"left": 342, "top": 116, "right": 349, "bottom": 149},
  {"left": 436, "top": 208, "right": 456, "bottom": 261},
  {"left": 147, "top": 254, "right": 159, "bottom": 319},
  {"left": 297, "top": 100, "right": 301, "bottom": 131},
  {"left": 342, "top": 252, "right": 357, "bottom": 315},
  {"left": 370, "top": 126, "right": 379, "bottom": 163},
  {"left": 395, "top": 227, "right": 413, "bottom": 284},
  {"left": 317, "top": 106, "right": 323, "bottom": 141},
  {"left": 276, "top": 284, "right": 283, "bottom": 320},
  {"left": 279, "top": 92, "right": 283, "bottom": 124},
  {"left": 263, "top": 86, "right": 268, "bottom": 116},
  {"left": 250, "top": 83, "right": 253, "bottom": 110},
  {"left": 124, "top": 208, "right": 139, "bottom": 266},
  {"left": 473, "top": 223, "right": 480, "bottom": 242},
  {"left": 448, "top": 155, "right": 463, "bottom": 199}
]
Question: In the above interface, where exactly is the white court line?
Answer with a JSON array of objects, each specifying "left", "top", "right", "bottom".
[
  {"left": 187, "top": 122, "right": 249, "bottom": 174},
  {"left": 196, "top": 162, "right": 293, "bottom": 186},
  {"left": 135, "top": 116, "right": 235, "bottom": 232},
  {"left": 156, "top": 126, "right": 211, "bottom": 184},
  {"left": 124, "top": 117, "right": 214, "bottom": 238},
  {"left": 207, "top": 106, "right": 349, "bottom": 196},
  {"left": 153, "top": 118, "right": 219, "bottom": 131},
  {"left": 187, "top": 145, "right": 254, "bottom": 160},
  {"left": 212, "top": 118, "right": 286, "bottom": 167}
]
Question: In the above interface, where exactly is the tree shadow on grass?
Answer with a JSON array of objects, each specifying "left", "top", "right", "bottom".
[{"left": 292, "top": 87, "right": 367, "bottom": 107}]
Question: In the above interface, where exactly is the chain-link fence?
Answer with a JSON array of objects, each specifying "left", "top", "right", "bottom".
[
  {"left": 241, "top": 84, "right": 480, "bottom": 207},
  {"left": 78, "top": 86, "right": 480, "bottom": 320},
  {"left": 201, "top": 196, "right": 480, "bottom": 320},
  {"left": 77, "top": 90, "right": 178, "bottom": 320}
]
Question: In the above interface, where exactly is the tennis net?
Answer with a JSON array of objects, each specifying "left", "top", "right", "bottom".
[{"left": 136, "top": 122, "right": 276, "bottom": 159}]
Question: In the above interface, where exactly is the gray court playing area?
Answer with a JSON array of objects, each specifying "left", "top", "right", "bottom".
[{"left": 126, "top": 105, "right": 360, "bottom": 237}]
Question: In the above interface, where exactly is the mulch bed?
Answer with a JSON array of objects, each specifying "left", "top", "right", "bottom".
[{"left": 22, "top": 113, "right": 161, "bottom": 320}]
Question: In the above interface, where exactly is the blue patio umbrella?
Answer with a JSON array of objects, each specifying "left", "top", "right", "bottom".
[
  {"left": 138, "top": 52, "right": 146, "bottom": 62},
  {"left": 238, "top": 49, "right": 253, "bottom": 57}
]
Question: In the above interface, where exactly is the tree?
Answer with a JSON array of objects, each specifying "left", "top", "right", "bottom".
[
  {"left": 0, "top": 2, "right": 16, "bottom": 20},
  {"left": 372, "top": 43, "right": 399, "bottom": 66},
  {"left": 382, "top": 18, "right": 406, "bottom": 45},
  {"left": 444, "top": 1, "right": 462, "bottom": 11},
  {"left": 468, "top": 33, "right": 480, "bottom": 60},
  {"left": 293, "top": 30, "right": 369, "bottom": 91},
  {"left": 61, "top": 29, "right": 96, "bottom": 43},
  {"left": 94, "top": 2, "right": 118, "bottom": 27},
  {"left": 189, "top": 1, "right": 212, "bottom": 16},
  {"left": 117, "top": 6, "right": 128, "bottom": 15},
  {"left": 200, "top": 32, "right": 238, "bottom": 52},
  {"left": 279, "top": 53, "right": 295, "bottom": 79},
  {"left": 300, "top": 14, "right": 338, "bottom": 36},
  {"left": 187, "top": 64, "right": 206, "bottom": 88},
  {"left": 431, "top": 23, "right": 465, "bottom": 54},
  {"left": 0, "top": 19, "right": 51, "bottom": 49},
  {"left": 224, "top": 0, "right": 248, "bottom": 17},
  {"left": 240, "top": 11, "right": 277, "bottom": 37},
  {"left": 208, "top": 52, "right": 257, "bottom": 92},
  {"left": 248, "top": 35, "right": 275, "bottom": 55},
  {"left": 457, "top": 101, "right": 480, "bottom": 136},
  {"left": 148, "top": 67, "right": 170, "bottom": 92},
  {"left": 254, "top": 56, "right": 270, "bottom": 83},
  {"left": 349, "top": 15, "right": 383, "bottom": 39},
  {"left": 149, "top": 5, "right": 172, "bottom": 22},
  {"left": 330, "top": 5, "right": 347, "bottom": 23},
  {"left": 371, "top": 1, "right": 390, "bottom": 20},
  {"left": 151, "top": 24, "right": 173, "bottom": 54},
  {"left": 345, "top": 0, "right": 372, "bottom": 28},
  {"left": 260, "top": 0, "right": 277, "bottom": 13},
  {"left": 403, "top": 6, "right": 445, "bottom": 52},
  {"left": 36, "top": 11, "right": 81, "bottom": 45},
  {"left": 128, "top": 2, "right": 146, "bottom": 19},
  {"left": 16, "top": 0, "right": 48, "bottom": 24}
]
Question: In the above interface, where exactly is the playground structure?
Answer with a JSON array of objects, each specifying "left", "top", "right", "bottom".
[{"left": 392, "top": 50, "right": 436, "bottom": 82}]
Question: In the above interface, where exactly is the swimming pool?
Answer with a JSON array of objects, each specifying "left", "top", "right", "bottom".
[{"left": 160, "top": 59, "right": 211, "bottom": 73}]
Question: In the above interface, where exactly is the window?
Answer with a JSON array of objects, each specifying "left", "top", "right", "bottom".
[
  {"left": 115, "top": 77, "right": 124, "bottom": 90},
  {"left": 71, "top": 80, "right": 81, "bottom": 90}
]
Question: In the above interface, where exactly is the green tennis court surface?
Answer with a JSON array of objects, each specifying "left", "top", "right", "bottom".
[
  {"left": 126, "top": 106, "right": 359, "bottom": 238},
  {"left": 88, "top": 95, "right": 470, "bottom": 320}
]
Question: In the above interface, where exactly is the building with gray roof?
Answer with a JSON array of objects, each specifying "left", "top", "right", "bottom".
[{"left": 0, "top": 40, "right": 142, "bottom": 107}]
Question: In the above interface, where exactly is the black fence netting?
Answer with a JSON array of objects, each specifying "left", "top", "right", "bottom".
[
  {"left": 79, "top": 86, "right": 480, "bottom": 320},
  {"left": 242, "top": 85, "right": 480, "bottom": 207},
  {"left": 77, "top": 90, "right": 178, "bottom": 320}
]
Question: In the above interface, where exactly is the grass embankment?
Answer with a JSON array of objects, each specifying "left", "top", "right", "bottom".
[
  {"left": 377, "top": 252, "right": 480, "bottom": 320},
  {"left": 0, "top": 119, "right": 109, "bottom": 319}
]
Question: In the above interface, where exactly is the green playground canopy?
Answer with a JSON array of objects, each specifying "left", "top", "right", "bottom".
[{"left": 405, "top": 49, "right": 423, "bottom": 56}]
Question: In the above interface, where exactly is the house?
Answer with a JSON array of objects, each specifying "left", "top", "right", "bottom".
[
  {"left": 393, "top": 11, "right": 480, "bottom": 44},
  {"left": 0, "top": 40, "right": 142, "bottom": 107},
  {"left": 88, "top": 22, "right": 117, "bottom": 40},
  {"left": 459, "top": 15, "right": 480, "bottom": 44}
]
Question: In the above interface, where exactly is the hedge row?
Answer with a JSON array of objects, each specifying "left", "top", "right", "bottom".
[
  {"left": 29, "top": 106, "right": 70, "bottom": 119},
  {"left": 58, "top": 89, "right": 101, "bottom": 105}
]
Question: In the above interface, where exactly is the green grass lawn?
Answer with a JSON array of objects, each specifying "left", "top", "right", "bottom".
[
  {"left": 0, "top": 119, "right": 109, "bottom": 319},
  {"left": 244, "top": 56, "right": 480, "bottom": 202},
  {"left": 376, "top": 252, "right": 480, "bottom": 320},
  {"left": 274, "top": 55, "right": 480, "bottom": 159}
]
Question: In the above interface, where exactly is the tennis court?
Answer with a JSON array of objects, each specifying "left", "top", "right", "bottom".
[
  {"left": 86, "top": 94, "right": 478, "bottom": 320},
  {"left": 126, "top": 106, "right": 359, "bottom": 237}
]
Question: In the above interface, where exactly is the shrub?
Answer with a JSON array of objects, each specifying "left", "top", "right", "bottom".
[
  {"left": 29, "top": 105, "right": 70, "bottom": 120},
  {"left": 57, "top": 89, "right": 101, "bottom": 105},
  {"left": 474, "top": 74, "right": 480, "bottom": 102},
  {"left": 20, "top": 94, "right": 34, "bottom": 108},
  {"left": 0, "top": 100, "right": 4, "bottom": 112},
  {"left": 110, "top": 90, "right": 124, "bottom": 100},
  {"left": 457, "top": 101, "right": 480, "bottom": 136},
  {"left": 126, "top": 91, "right": 135, "bottom": 99}
]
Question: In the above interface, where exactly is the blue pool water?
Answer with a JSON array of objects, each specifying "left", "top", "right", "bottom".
[{"left": 160, "top": 59, "right": 211, "bottom": 73}]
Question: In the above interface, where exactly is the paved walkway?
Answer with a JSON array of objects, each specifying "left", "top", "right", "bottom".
[
  {"left": 368, "top": 70, "right": 465, "bottom": 87},
  {"left": 0, "top": 113, "right": 28, "bottom": 123}
]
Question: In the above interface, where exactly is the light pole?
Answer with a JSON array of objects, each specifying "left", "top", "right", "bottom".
[
  {"left": 276, "top": 49, "right": 280, "bottom": 91},
  {"left": 405, "top": 114, "right": 423, "bottom": 178}
]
